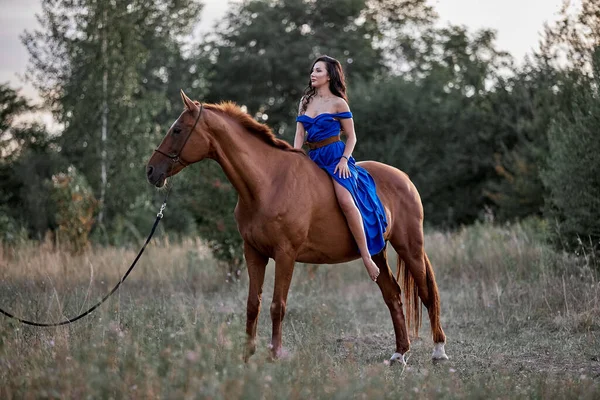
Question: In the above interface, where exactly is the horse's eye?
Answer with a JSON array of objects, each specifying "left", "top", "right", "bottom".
[{"left": 172, "top": 127, "right": 182, "bottom": 135}]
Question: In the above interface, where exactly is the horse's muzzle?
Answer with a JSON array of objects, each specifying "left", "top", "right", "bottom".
[{"left": 146, "top": 165, "right": 166, "bottom": 188}]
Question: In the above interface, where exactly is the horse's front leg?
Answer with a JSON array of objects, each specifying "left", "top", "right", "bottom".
[
  {"left": 244, "top": 242, "right": 268, "bottom": 362},
  {"left": 269, "top": 252, "right": 296, "bottom": 359}
]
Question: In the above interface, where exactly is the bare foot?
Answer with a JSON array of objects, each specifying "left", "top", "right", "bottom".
[{"left": 363, "top": 258, "right": 380, "bottom": 282}]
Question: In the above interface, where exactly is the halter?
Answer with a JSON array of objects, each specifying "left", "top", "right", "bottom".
[{"left": 153, "top": 104, "right": 204, "bottom": 167}]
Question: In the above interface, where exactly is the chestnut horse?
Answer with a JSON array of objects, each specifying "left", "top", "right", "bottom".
[{"left": 146, "top": 91, "right": 449, "bottom": 364}]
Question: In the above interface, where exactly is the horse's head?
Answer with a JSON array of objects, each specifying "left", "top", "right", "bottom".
[{"left": 146, "top": 90, "right": 212, "bottom": 187}]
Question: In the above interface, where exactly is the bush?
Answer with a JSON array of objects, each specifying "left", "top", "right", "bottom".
[
  {"left": 0, "top": 206, "right": 28, "bottom": 245},
  {"left": 50, "top": 166, "right": 98, "bottom": 253},
  {"left": 180, "top": 161, "right": 244, "bottom": 275}
]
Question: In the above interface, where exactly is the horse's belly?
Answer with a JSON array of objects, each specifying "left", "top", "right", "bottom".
[{"left": 296, "top": 250, "right": 359, "bottom": 264}]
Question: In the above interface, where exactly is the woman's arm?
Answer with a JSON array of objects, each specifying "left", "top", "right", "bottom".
[
  {"left": 334, "top": 99, "right": 355, "bottom": 179},
  {"left": 340, "top": 118, "right": 356, "bottom": 159},
  {"left": 337, "top": 100, "right": 356, "bottom": 159},
  {"left": 294, "top": 122, "right": 306, "bottom": 149},
  {"left": 294, "top": 98, "right": 306, "bottom": 149}
]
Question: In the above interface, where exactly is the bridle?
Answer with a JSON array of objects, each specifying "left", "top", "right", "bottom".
[{"left": 153, "top": 104, "right": 204, "bottom": 167}]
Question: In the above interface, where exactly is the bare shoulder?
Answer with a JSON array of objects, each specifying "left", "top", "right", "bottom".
[
  {"left": 298, "top": 96, "right": 306, "bottom": 115},
  {"left": 334, "top": 97, "right": 351, "bottom": 113}
]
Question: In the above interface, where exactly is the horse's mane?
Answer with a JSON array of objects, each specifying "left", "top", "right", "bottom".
[{"left": 204, "top": 102, "right": 305, "bottom": 154}]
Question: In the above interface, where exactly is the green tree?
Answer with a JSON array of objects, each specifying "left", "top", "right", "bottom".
[
  {"left": 482, "top": 63, "right": 557, "bottom": 221},
  {"left": 352, "top": 26, "right": 512, "bottom": 226},
  {"left": 540, "top": 0, "right": 600, "bottom": 79},
  {"left": 0, "top": 84, "right": 31, "bottom": 160},
  {"left": 22, "top": 0, "right": 203, "bottom": 242},
  {"left": 363, "top": 0, "right": 437, "bottom": 73},
  {"left": 0, "top": 83, "right": 65, "bottom": 240},
  {"left": 542, "top": 48, "right": 600, "bottom": 248},
  {"left": 488, "top": 0, "right": 600, "bottom": 223}
]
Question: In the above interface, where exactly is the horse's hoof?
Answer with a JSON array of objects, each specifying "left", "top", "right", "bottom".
[
  {"left": 267, "top": 343, "right": 291, "bottom": 361},
  {"left": 389, "top": 352, "right": 407, "bottom": 366},
  {"left": 244, "top": 340, "right": 257, "bottom": 362},
  {"left": 432, "top": 342, "right": 449, "bottom": 361},
  {"left": 244, "top": 348, "right": 255, "bottom": 362}
]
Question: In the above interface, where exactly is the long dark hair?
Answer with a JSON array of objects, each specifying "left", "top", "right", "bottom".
[{"left": 300, "top": 55, "right": 348, "bottom": 115}]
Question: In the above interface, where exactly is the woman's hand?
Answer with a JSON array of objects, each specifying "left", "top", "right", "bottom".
[{"left": 334, "top": 157, "right": 351, "bottom": 179}]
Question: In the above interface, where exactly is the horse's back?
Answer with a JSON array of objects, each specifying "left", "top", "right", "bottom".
[{"left": 358, "top": 160, "right": 422, "bottom": 215}]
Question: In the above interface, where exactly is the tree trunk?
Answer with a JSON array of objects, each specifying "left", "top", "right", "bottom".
[{"left": 98, "top": 8, "right": 108, "bottom": 225}]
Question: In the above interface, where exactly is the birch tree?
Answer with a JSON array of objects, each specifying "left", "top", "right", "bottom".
[{"left": 23, "top": 0, "right": 203, "bottom": 239}]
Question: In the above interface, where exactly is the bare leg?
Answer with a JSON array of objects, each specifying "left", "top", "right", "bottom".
[
  {"left": 269, "top": 252, "right": 295, "bottom": 358},
  {"left": 244, "top": 242, "right": 268, "bottom": 361},
  {"left": 332, "top": 180, "right": 380, "bottom": 281}
]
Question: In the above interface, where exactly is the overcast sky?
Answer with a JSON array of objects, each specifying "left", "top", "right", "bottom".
[{"left": 1, "top": 0, "right": 571, "bottom": 105}]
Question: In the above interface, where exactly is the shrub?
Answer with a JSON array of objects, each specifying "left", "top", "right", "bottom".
[
  {"left": 0, "top": 206, "right": 28, "bottom": 245},
  {"left": 50, "top": 166, "right": 98, "bottom": 253}
]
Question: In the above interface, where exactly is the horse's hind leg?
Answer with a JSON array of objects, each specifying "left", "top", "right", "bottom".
[
  {"left": 390, "top": 232, "right": 448, "bottom": 361},
  {"left": 372, "top": 247, "right": 410, "bottom": 364},
  {"left": 421, "top": 252, "right": 448, "bottom": 359},
  {"left": 244, "top": 242, "right": 268, "bottom": 362}
]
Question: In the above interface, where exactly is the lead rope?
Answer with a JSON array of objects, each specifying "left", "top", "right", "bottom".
[{"left": 0, "top": 182, "right": 174, "bottom": 327}]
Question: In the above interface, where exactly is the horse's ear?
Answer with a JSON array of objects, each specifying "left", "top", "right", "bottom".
[{"left": 180, "top": 89, "right": 199, "bottom": 112}]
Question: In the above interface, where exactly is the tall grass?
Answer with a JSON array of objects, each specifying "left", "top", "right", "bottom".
[
  {"left": 1, "top": 222, "right": 599, "bottom": 399},
  {"left": 427, "top": 220, "right": 600, "bottom": 333}
]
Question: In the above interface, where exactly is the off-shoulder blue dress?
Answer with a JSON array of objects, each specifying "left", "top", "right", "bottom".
[{"left": 296, "top": 111, "right": 388, "bottom": 255}]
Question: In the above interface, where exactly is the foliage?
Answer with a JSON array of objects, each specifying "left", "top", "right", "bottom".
[
  {"left": 180, "top": 161, "right": 244, "bottom": 272},
  {"left": 362, "top": 0, "right": 437, "bottom": 71},
  {"left": 482, "top": 64, "right": 558, "bottom": 221},
  {"left": 22, "top": 0, "right": 203, "bottom": 238},
  {"left": 11, "top": 148, "right": 69, "bottom": 238},
  {"left": 50, "top": 166, "right": 98, "bottom": 253},
  {"left": 0, "top": 83, "right": 33, "bottom": 160},
  {"left": 485, "top": 0, "right": 600, "bottom": 223},
  {"left": 352, "top": 26, "right": 513, "bottom": 226},
  {"left": 0, "top": 208, "right": 29, "bottom": 246},
  {"left": 542, "top": 48, "right": 600, "bottom": 250},
  {"left": 0, "top": 83, "right": 65, "bottom": 240},
  {"left": 539, "top": 0, "right": 600, "bottom": 79}
]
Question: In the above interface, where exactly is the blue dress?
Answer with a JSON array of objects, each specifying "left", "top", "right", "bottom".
[{"left": 296, "top": 111, "right": 388, "bottom": 256}]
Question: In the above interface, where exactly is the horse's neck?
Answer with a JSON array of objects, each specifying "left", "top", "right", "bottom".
[{"left": 208, "top": 118, "right": 286, "bottom": 205}]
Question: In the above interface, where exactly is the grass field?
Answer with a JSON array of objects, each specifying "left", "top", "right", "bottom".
[{"left": 1, "top": 222, "right": 599, "bottom": 399}]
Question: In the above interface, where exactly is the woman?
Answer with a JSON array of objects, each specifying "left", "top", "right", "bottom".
[{"left": 294, "top": 55, "right": 388, "bottom": 282}]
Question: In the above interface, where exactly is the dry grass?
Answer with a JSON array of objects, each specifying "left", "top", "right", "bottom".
[{"left": 1, "top": 221, "right": 599, "bottom": 399}]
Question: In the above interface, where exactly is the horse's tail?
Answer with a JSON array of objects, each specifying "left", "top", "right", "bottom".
[{"left": 396, "top": 256, "right": 422, "bottom": 338}]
